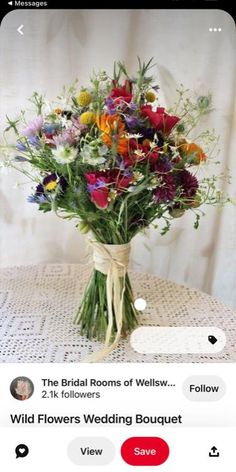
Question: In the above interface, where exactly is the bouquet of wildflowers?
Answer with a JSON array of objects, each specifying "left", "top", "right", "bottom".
[{"left": 3, "top": 59, "right": 229, "bottom": 360}]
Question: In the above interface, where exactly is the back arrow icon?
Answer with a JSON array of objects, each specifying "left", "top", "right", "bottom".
[{"left": 17, "top": 25, "right": 24, "bottom": 35}]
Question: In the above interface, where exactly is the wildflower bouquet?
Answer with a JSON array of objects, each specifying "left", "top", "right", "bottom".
[{"left": 3, "top": 59, "right": 228, "bottom": 359}]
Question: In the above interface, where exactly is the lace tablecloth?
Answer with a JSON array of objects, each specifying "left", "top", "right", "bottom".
[{"left": 0, "top": 264, "right": 235, "bottom": 363}]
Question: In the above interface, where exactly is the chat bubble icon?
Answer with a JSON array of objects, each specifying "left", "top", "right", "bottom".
[{"left": 15, "top": 444, "right": 29, "bottom": 459}]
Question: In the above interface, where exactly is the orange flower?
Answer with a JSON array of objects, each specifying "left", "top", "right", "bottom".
[
  {"left": 97, "top": 114, "right": 128, "bottom": 155},
  {"left": 179, "top": 142, "right": 206, "bottom": 164}
]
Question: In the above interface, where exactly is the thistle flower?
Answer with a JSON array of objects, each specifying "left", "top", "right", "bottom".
[
  {"left": 52, "top": 128, "right": 79, "bottom": 147},
  {"left": 153, "top": 174, "right": 176, "bottom": 203},
  {"left": 177, "top": 170, "right": 199, "bottom": 198},
  {"left": 22, "top": 116, "right": 43, "bottom": 137}
]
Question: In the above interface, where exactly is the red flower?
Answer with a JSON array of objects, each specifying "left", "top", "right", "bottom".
[
  {"left": 90, "top": 188, "right": 109, "bottom": 209},
  {"left": 110, "top": 79, "right": 132, "bottom": 104},
  {"left": 116, "top": 175, "right": 132, "bottom": 190},
  {"left": 123, "top": 139, "right": 160, "bottom": 167},
  {"left": 85, "top": 172, "right": 110, "bottom": 185},
  {"left": 85, "top": 172, "right": 97, "bottom": 185},
  {"left": 108, "top": 169, "right": 133, "bottom": 192},
  {"left": 141, "top": 105, "right": 180, "bottom": 134},
  {"left": 85, "top": 172, "right": 110, "bottom": 209}
]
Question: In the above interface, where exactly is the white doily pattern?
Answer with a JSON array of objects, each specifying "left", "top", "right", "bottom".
[{"left": 0, "top": 264, "right": 235, "bottom": 363}]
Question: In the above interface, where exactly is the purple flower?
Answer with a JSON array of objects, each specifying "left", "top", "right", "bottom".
[
  {"left": 52, "top": 128, "right": 78, "bottom": 147},
  {"left": 105, "top": 97, "right": 117, "bottom": 115},
  {"left": 176, "top": 170, "right": 199, "bottom": 198},
  {"left": 42, "top": 174, "right": 68, "bottom": 192},
  {"left": 153, "top": 174, "right": 176, "bottom": 203},
  {"left": 28, "top": 183, "right": 46, "bottom": 203},
  {"left": 35, "top": 183, "right": 44, "bottom": 195},
  {"left": 87, "top": 178, "right": 106, "bottom": 193},
  {"left": 123, "top": 168, "right": 132, "bottom": 178},
  {"left": 16, "top": 141, "right": 27, "bottom": 151},
  {"left": 137, "top": 126, "right": 156, "bottom": 140},
  {"left": 27, "top": 193, "right": 47, "bottom": 204},
  {"left": 155, "top": 156, "right": 172, "bottom": 173},
  {"left": 28, "top": 135, "right": 41, "bottom": 148},
  {"left": 27, "top": 195, "right": 36, "bottom": 203},
  {"left": 14, "top": 155, "right": 28, "bottom": 162},
  {"left": 124, "top": 115, "right": 140, "bottom": 129},
  {"left": 22, "top": 116, "right": 43, "bottom": 137},
  {"left": 28, "top": 174, "right": 68, "bottom": 205},
  {"left": 128, "top": 102, "right": 138, "bottom": 112}
]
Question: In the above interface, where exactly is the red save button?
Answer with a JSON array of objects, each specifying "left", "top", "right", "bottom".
[{"left": 121, "top": 437, "right": 169, "bottom": 466}]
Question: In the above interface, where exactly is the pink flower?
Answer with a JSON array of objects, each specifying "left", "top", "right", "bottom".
[
  {"left": 52, "top": 128, "right": 78, "bottom": 147},
  {"left": 141, "top": 105, "right": 180, "bottom": 134},
  {"left": 22, "top": 116, "right": 43, "bottom": 137}
]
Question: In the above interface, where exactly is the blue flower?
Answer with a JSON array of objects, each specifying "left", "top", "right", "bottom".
[
  {"left": 14, "top": 155, "right": 28, "bottom": 162},
  {"left": 16, "top": 141, "right": 27, "bottom": 151},
  {"left": 27, "top": 195, "right": 37, "bottom": 203},
  {"left": 28, "top": 135, "right": 41, "bottom": 148},
  {"left": 87, "top": 179, "right": 106, "bottom": 193},
  {"left": 27, "top": 193, "right": 47, "bottom": 204},
  {"left": 42, "top": 123, "right": 57, "bottom": 134}
]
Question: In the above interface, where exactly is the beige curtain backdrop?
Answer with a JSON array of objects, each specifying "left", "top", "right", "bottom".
[{"left": 0, "top": 9, "right": 235, "bottom": 307}]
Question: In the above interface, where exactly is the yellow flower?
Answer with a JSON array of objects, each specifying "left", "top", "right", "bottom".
[
  {"left": 145, "top": 90, "right": 156, "bottom": 103},
  {"left": 76, "top": 91, "right": 92, "bottom": 107},
  {"left": 45, "top": 181, "right": 58, "bottom": 191},
  {"left": 80, "top": 111, "right": 96, "bottom": 125}
]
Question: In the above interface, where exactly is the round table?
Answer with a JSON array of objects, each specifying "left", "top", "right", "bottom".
[{"left": 0, "top": 264, "right": 235, "bottom": 363}]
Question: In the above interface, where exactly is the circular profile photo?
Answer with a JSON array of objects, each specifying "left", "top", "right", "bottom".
[{"left": 10, "top": 376, "right": 34, "bottom": 401}]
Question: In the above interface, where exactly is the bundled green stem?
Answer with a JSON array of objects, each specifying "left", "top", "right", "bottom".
[{"left": 74, "top": 269, "right": 138, "bottom": 341}]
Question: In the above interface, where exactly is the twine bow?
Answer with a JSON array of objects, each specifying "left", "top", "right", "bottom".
[{"left": 81, "top": 241, "right": 131, "bottom": 363}]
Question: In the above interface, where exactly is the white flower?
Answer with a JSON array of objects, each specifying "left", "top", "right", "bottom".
[
  {"left": 80, "top": 142, "right": 108, "bottom": 165},
  {"left": 51, "top": 145, "right": 77, "bottom": 164},
  {"left": 134, "top": 149, "right": 145, "bottom": 158},
  {"left": 133, "top": 171, "right": 144, "bottom": 182},
  {"left": 125, "top": 133, "right": 143, "bottom": 139},
  {"left": 60, "top": 116, "right": 71, "bottom": 128}
]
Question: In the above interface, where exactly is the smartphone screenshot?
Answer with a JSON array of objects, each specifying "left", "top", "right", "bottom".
[{"left": 0, "top": 6, "right": 235, "bottom": 471}]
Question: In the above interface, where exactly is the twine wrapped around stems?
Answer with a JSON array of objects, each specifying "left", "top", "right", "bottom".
[{"left": 81, "top": 241, "right": 131, "bottom": 363}]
